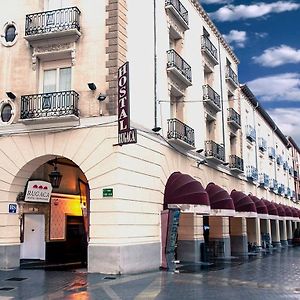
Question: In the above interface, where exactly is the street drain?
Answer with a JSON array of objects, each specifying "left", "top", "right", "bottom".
[
  {"left": 0, "top": 287, "right": 15, "bottom": 291},
  {"left": 6, "top": 277, "right": 27, "bottom": 281},
  {"left": 103, "top": 276, "right": 116, "bottom": 280}
]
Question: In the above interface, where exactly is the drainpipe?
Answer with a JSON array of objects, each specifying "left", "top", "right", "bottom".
[
  {"left": 153, "top": 0, "right": 158, "bottom": 130},
  {"left": 253, "top": 103, "right": 259, "bottom": 174},
  {"left": 217, "top": 39, "right": 226, "bottom": 157}
]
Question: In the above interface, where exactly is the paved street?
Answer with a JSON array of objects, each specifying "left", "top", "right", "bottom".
[{"left": 1, "top": 247, "right": 300, "bottom": 299}]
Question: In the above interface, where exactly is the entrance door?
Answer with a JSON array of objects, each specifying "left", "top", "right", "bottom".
[{"left": 20, "top": 214, "right": 45, "bottom": 260}]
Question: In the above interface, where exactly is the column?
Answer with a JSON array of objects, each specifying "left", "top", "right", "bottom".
[
  {"left": 271, "top": 219, "right": 281, "bottom": 247},
  {"left": 287, "top": 220, "right": 293, "bottom": 244},
  {"left": 177, "top": 213, "right": 204, "bottom": 262},
  {"left": 280, "top": 220, "right": 288, "bottom": 246},
  {"left": 247, "top": 218, "right": 261, "bottom": 248},
  {"left": 230, "top": 217, "right": 248, "bottom": 255},
  {"left": 210, "top": 216, "right": 231, "bottom": 258}
]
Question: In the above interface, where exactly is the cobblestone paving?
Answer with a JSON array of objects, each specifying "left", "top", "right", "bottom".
[{"left": 1, "top": 247, "right": 300, "bottom": 299}]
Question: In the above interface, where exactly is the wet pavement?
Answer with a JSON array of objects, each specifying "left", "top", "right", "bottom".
[{"left": 1, "top": 247, "right": 300, "bottom": 299}]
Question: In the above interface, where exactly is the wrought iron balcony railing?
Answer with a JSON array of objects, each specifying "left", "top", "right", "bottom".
[
  {"left": 269, "top": 179, "right": 278, "bottom": 193},
  {"left": 283, "top": 161, "right": 289, "bottom": 171},
  {"left": 229, "top": 155, "right": 244, "bottom": 172},
  {"left": 225, "top": 65, "right": 238, "bottom": 87},
  {"left": 259, "top": 173, "right": 269, "bottom": 188},
  {"left": 201, "top": 35, "right": 218, "bottom": 64},
  {"left": 278, "top": 184, "right": 285, "bottom": 195},
  {"left": 258, "top": 137, "right": 267, "bottom": 152},
  {"left": 268, "top": 147, "right": 276, "bottom": 159},
  {"left": 202, "top": 84, "right": 221, "bottom": 111},
  {"left": 286, "top": 187, "right": 291, "bottom": 198},
  {"left": 165, "top": 0, "right": 189, "bottom": 27},
  {"left": 276, "top": 155, "right": 283, "bottom": 166},
  {"left": 205, "top": 140, "right": 225, "bottom": 162},
  {"left": 25, "top": 7, "right": 81, "bottom": 37},
  {"left": 289, "top": 167, "right": 294, "bottom": 176},
  {"left": 227, "top": 108, "right": 241, "bottom": 128},
  {"left": 294, "top": 170, "right": 299, "bottom": 179},
  {"left": 167, "top": 118, "right": 195, "bottom": 147},
  {"left": 167, "top": 49, "right": 192, "bottom": 84},
  {"left": 246, "top": 125, "right": 256, "bottom": 142},
  {"left": 20, "top": 90, "right": 79, "bottom": 120},
  {"left": 246, "top": 166, "right": 258, "bottom": 181}
]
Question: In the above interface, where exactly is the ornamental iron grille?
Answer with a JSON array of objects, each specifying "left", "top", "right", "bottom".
[
  {"left": 167, "top": 118, "right": 195, "bottom": 147},
  {"left": 205, "top": 140, "right": 225, "bottom": 162},
  {"left": 20, "top": 90, "right": 79, "bottom": 119},
  {"left": 165, "top": 0, "right": 189, "bottom": 26},
  {"left": 25, "top": 7, "right": 81, "bottom": 36}
]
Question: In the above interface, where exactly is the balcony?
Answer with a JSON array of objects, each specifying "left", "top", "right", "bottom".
[
  {"left": 201, "top": 35, "right": 218, "bottom": 66},
  {"left": 20, "top": 90, "right": 79, "bottom": 123},
  {"left": 276, "top": 155, "right": 283, "bottom": 166},
  {"left": 225, "top": 65, "right": 238, "bottom": 89},
  {"left": 268, "top": 147, "right": 276, "bottom": 160},
  {"left": 227, "top": 108, "right": 241, "bottom": 129},
  {"left": 258, "top": 137, "right": 267, "bottom": 152},
  {"left": 167, "top": 49, "right": 192, "bottom": 89},
  {"left": 283, "top": 161, "right": 289, "bottom": 171},
  {"left": 286, "top": 187, "right": 291, "bottom": 198},
  {"left": 278, "top": 184, "right": 285, "bottom": 196},
  {"left": 245, "top": 125, "right": 256, "bottom": 143},
  {"left": 259, "top": 173, "right": 269, "bottom": 188},
  {"left": 24, "top": 7, "right": 81, "bottom": 43},
  {"left": 165, "top": 0, "right": 189, "bottom": 30},
  {"left": 289, "top": 167, "right": 294, "bottom": 176},
  {"left": 229, "top": 155, "right": 244, "bottom": 173},
  {"left": 202, "top": 84, "right": 221, "bottom": 112},
  {"left": 205, "top": 140, "right": 225, "bottom": 163},
  {"left": 246, "top": 166, "right": 258, "bottom": 181},
  {"left": 167, "top": 118, "right": 195, "bottom": 149},
  {"left": 269, "top": 179, "right": 278, "bottom": 193},
  {"left": 294, "top": 170, "right": 299, "bottom": 179}
]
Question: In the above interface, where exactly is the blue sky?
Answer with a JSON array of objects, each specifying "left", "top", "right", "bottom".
[{"left": 200, "top": 0, "right": 300, "bottom": 145}]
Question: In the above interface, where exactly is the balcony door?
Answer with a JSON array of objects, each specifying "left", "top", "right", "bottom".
[
  {"left": 42, "top": 67, "right": 71, "bottom": 112},
  {"left": 45, "top": 0, "right": 69, "bottom": 10}
]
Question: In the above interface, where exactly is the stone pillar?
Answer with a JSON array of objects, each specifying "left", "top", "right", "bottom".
[
  {"left": 209, "top": 216, "right": 231, "bottom": 258},
  {"left": 177, "top": 213, "right": 204, "bottom": 262},
  {"left": 280, "top": 220, "right": 288, "bottom": 246},
  {"left": 247, "top": 218, "right": 261, "bottom": 247},
  {"left": 271, "top": 219, "right": 281, "bottom": 247},
  {"left": 287, "top": 220, "right": 293, "bottom": 244},
  {"left": 230, "top": 217, "right": 247, "bottom": 256}
]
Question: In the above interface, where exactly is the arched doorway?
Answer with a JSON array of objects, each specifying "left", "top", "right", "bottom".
[{"left": 16, "top": 155, "right": 90, "bottom": 269}]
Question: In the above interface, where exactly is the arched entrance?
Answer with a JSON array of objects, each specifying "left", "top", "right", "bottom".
[{"left": 15, "top": 155, "right": 90, "bottom": 269}]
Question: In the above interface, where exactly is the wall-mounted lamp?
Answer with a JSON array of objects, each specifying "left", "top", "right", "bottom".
[
  {"left": 97, "top": 93, "right": 107, "bottom": 101},
  {"left": 6, "top": 91, "right": 16, "bottom": 100},
  {"left": 196, "top": 149, "right": 204, "bottom": 154},
  {"left": 88, "top": 83, "right": 97, "bottom": 91},
  {"left": 197, "top": 159, "right": 207, "bottom": 167},
  {"left": 152, "top": 127, "right": 161, "bottom": 133},
  {"left": 48, "top": 158, "right": 63, "bottom": 189}
]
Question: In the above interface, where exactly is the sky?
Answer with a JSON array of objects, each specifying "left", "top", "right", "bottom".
[{"left": 200, "top": 0, "right": 300, "bottom": 146}]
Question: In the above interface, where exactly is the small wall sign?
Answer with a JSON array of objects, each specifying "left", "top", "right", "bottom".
[
  {"left": 8, "top": 204, "right": 17, "bottom": 213},
  {"left": 103, "top": 188, "right": 113, "bottom": 197},
  {"left": 24, "top": 180, "right": 52, "bottom": 203}
]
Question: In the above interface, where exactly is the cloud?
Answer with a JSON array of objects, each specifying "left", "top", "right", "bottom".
[
  {"left": 247, "top": 73, "right": 300, "bottom": 101},
  {"left": 223, "top": 30, "right": 247, "bottom": 48},
  {"left": 254, "top": 32, "right": 268, "bottom": 39},
  {"left": 201, "top": 0, "right": 233, "bottom": 4},
  {"left": 253, "top": 45, "right": 300, "bottom": 67},
  {"left": 209, "top": 1, "right": 300, "bottom": 22},
  {"left": 267, "top": 108, "right": 300, "bottom": 146}
]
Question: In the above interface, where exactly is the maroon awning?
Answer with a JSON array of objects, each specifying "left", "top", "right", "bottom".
[
  {"left": 206, "top": 183, "right": 235, "bottom": 210},
  {"left": 291, "top": 207, "right": 300, "bottom": 218},
  {"left": 230, "top": 190, "right": 257, "bottom": 213},
  {"left": 274, "top": 203, "right": 286, "bottom": 217},
  {"left": 249, "top": 195, "right": 268, "bottom": 215},
  {"left": 262, "top": 199, "right": 278, "bottom": 216},
  {"left": 284, "top": 205, "right": 293, "bottom": 217},
  {"left": 164, "top": 172, "right": 209, "bottom": 206}
]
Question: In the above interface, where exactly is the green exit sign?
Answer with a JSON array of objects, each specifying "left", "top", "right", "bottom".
[{"left": 103, "top": 188, "right": 113, "bottom": 197}]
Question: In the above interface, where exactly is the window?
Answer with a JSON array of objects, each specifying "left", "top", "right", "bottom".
[
  {"left": 1, "top": 21, "right": 18, "bottom": 46},
  {"left": 0, "top": 100, "right": 15, "bottom": 124},
  {"left": 43, "top": 67, "right": 71, "bottom": 93},
  {"left": 45, "top": 0, "right": 69, "bottom": 10},
  {"left": 5, "top": 25, "right": 16, "bottom": 42}
]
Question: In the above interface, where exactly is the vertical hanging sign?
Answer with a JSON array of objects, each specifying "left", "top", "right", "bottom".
[{"left": 118, "top": 62, "right": 137, "bottom": 145}]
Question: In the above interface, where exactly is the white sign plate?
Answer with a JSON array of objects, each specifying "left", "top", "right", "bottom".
[{"left": 24, "top": 180, "right": 52, "bottom": 203}]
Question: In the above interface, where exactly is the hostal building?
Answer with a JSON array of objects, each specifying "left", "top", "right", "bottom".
[{"left": 0, "top": 0, "right": 300, "bottom": 274}]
